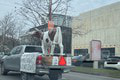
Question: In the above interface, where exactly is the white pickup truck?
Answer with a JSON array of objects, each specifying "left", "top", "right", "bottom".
[{"left": 1, "top": 45, "right": 72, "bottom": 80}]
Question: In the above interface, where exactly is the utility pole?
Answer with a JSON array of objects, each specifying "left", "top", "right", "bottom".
[
  {"left": 48, "top": 0, "right": 54, "bottom": 30},
  {"left": 49, "top": 0, "right": 52, "bottom": 21}
]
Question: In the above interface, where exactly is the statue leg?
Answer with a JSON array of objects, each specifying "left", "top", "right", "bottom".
[
  {"left": 59, "top": 43, "right": 64, "bottom": 55},
  {"left": 50, "top": 45, "right": 55, "bottom": 55},
  {"left": 42, "top": 45, "right": 47, "bottom": 55},
  {"left": 42, "top": 41, "right": 48, "bottom": 55}
]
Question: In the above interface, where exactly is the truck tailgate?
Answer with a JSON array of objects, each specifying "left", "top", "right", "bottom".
[{"left": 42, "top": 55, "right": 71, "bottom": 66}]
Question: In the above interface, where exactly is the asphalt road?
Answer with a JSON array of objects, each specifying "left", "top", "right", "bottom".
[
  {"left": 64, "top": 72, "right": 120, "bottom": 80},
  {"left": 0, "top": 71, "right": 120, "bottom": 80}
]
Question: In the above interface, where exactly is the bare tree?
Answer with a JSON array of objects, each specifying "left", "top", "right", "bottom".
[
  {"left": 72, "top": 19, "right": 92, "bottom": 37},
  {"left": 19, "top": 0, "right": 72, "bottom": 27},
  {"left": 16, "top": 22, "right": 27, "bottom": 43},
  {"left": 0, "top": 13, "right": 19, "bottom": 51},
  {"left": 72, "top": 26, "right": 92, "bottom": 37}
]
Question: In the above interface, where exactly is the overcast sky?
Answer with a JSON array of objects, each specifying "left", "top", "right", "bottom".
[
  {"left": 69, "top": 0, "right": 120, "bottom": 16},
  {"left": 0, "top": 0, "right": 120, "bottom": 18}
]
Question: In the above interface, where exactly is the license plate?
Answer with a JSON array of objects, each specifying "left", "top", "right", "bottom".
[{"left": 52, "top": 56, "right": 59, "bottom": 65}]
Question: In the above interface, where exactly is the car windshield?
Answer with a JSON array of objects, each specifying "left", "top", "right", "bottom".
[
  {"left": 25, "top": 46, "right": 42, "bottom": 53},
  {"left": 107, "top": 56, "right": 120, "bottom": 61}
]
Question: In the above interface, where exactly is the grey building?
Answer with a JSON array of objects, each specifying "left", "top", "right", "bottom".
[{"left": 72, "top": 2, "right": 120, "bottom": 58}]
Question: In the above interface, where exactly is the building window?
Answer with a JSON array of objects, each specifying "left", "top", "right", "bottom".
[
  {"left": 74, "top": 49, "right": 88, "bottom": 56},
  {"left": 101, "top": 48, "right": 115, "bottom": 59}
]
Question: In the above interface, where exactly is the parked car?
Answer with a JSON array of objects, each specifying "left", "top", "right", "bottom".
[
  {"left": 104, "top": 56, "right": 120, "bottom": 70},
  {"left": 72, "top": 55, "right": 84, "bottom": 66},
  {"left": 0, "top": 52, "right": 5, "bottom": 64}
]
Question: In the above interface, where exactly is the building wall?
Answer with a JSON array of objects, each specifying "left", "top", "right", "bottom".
[{"left": 72, "top": 2, "right": 120, "bottom": 56}]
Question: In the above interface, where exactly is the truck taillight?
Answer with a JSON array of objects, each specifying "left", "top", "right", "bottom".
[
  {"left": 59, "top": 56, "right": 66, "bottom": 66},
  {"left": 36, "top": 55, "right": 42, "bottom": 64}
]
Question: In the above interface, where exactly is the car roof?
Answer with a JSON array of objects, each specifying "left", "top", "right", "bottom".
[
  {"left": 19, "top": 45, "right": 41, "bottom": 47},
  {"left": 72, "top": 56, "right": 82, "bottom": 59}
]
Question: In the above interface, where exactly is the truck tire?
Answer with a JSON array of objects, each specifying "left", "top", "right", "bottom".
[
  {"left": 21, "top": 72, "right": 34, "bottom": 80},
  {"left": 49, "top": 70, "right": 62, "bottom": 80},
  {"left": 1, "top": 63, "right": 8, "bottom": 75}
]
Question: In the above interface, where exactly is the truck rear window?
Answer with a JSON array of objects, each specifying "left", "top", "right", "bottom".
[{"left": 25, "top": 46, "right": 42, "bottom": 53}]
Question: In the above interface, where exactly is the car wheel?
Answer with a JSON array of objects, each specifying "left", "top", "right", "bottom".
[
  {"left": 21, "top": 72, "right": 34, "bottom": 80},
  {"left": 1, "top": 63, "right": 8, "bottom": 75},
  {"left": 49, "top": 70, "right": 62, "bottom": 80}
]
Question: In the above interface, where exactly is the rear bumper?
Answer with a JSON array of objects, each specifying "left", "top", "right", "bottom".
[
  {"left": 36, "top": 68, "right": 49, "bottom": 75},
  {"left": 104, "top": 62, "right": 120, "bottom": 69},
  {"left": 36, "top": 65, "right": 73, "bottom": 75},
  {"left": 48, "top": 66, "right": 73, "bottom": 69}
]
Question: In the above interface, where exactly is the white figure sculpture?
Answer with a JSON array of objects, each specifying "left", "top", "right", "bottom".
[{"left": 30, "top": 27, "right": 64, "bottom": 55}]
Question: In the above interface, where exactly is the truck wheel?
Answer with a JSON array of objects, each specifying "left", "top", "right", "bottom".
[
  {"left": 49, "top": 70, "right": 62, "bottom": 80},
  {"left": 21, "top": 72, "right": 34, "bottom": 80},
  {"left": 1, "top": 63, "right": 8, "bottom": 75}
]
